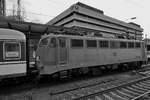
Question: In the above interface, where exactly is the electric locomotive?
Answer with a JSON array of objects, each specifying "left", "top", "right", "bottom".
[
  {"left": 36, "top": 34, "right": 147, "bottom": 77},
  {"left": 0, "top": 28, "right": 26, "bottom": 81}
]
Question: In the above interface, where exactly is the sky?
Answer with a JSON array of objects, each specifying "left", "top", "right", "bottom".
[{"left": 6, "top": 0, "right": 150, "bottom": 38}]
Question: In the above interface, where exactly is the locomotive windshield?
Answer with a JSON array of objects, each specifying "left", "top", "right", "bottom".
[
  {"left": 39, "top": 37, "right": 49, "bottom": 46},
  {"left": 49, "top": 38, "right": 56, "bottom": 47},
  {"left": 4, "top": 42, "right": 21, "bottom": 60},
  {"left": 39, "top": 37, "right": 57, "bottom": 48}
]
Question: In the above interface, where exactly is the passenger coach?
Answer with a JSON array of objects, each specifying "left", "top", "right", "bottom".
[
  {"left": 36, "top": 34, "right": 146, "bottom": 76},
  {"left": 0, "top": 28, "right": 26, "bottom": 81}
]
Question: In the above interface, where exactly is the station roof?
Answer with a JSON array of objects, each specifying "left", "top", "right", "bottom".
[{"left": 0, "top": 20, "right": 86, "bottom": 39}]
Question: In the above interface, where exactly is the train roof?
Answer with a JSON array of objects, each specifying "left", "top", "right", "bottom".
[
  {"left": 0, "top": 28, "right": 26, "bottom": 40},
  {"left": 41, "top": 34, "right": 142, "bottom": 42}
]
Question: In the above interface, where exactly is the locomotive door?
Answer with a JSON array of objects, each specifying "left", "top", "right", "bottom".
[
  {"left": 47, "top": 37, "right": 57, "bottom": 65},
  {"left": 58, "top": 37, "right": 67, "bottom": 64}
]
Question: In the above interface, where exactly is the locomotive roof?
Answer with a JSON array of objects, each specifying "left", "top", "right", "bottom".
[
  {"left": 41, "top": 34, "right": 142, "bottom": 42},
  {"left": 0, "top": 28, "right": 26, "bottom": 40}
]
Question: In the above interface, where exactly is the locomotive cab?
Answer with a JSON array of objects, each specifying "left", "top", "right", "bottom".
[{"left": 36, "top": 35, "right": 68, "bottom": 75}]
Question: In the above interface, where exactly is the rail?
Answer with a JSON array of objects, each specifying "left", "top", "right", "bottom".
[
  {"left": 73, "top": 76, "right": 150, "bottom": 100},
  {"left": 131, "top": 90, "right": 150, "bottom": 100}
]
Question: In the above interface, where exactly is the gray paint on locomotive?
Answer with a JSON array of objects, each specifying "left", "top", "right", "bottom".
[{"left": 36, "top": 34, "right": 146, "bottom": 75}]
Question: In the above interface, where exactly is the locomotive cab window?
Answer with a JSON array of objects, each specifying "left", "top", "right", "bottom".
[
  {"left": 59, "top": 38, "right": 66, "bottom": 47},
  {"left": 49, "top": 38, "right": 56, "bottom": 47},
  {"left": 39, "top": 37, "right": 49, "bottom": 46},
  {"left": 86, "top": 40, "right": 97, "bottom": 48},
  {"left": 3, "top": 42, "right": 21, "bottom": 60}
]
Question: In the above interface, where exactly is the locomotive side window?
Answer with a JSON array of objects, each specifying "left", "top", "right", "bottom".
[
  {"left": 128, "top": 42, "right": 134, "bottom": 48},
  {"left": 135, "top": 42, "right": 141, "bottom": 48},
  {"left": 110, "top": 41, "right": 118, "bottom": 48},
  {"left": 71, "top": 39, "right": 83, "bottom": 47},
  {"left": 120, "top": 42, "right": 127, "bottom": 48},
  {"left": 147, "top": 44, "right": 150, "bottom": 51},
  {"left": 49, "top": 38, "right": 56, "bottom": 47},
  {"left": 4, "top": 42, "right": 21, "bottom": 60},
  {"left": 99, "top": 41, "right": 109, "bottom": 48},
  {"left": 39, "top": 37, "right": 49, "bottom": 46},
  {"left": 86, "top": 40, "right": 97, "bottom": 47}
]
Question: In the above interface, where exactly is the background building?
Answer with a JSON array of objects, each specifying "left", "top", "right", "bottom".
[{"left": 47, "top": 2, "right": 143, "bottom": 40}]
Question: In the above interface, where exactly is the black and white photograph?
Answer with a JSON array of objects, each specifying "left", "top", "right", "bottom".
[{"left": 0, "top": 0, "right": 150, "bottom": 100}]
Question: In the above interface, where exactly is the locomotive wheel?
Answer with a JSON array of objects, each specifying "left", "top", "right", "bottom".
[
  {"left": 67, "top": 70, "right": 73, "bottom": 78},
  {"left": 89, "top": 67, "right": 102, "bottom": 76},
  {"left": 118, "top": 64, "right": 126, "bottom": 71},
  {"left": 71, "top": 69, "right": 81, "bottom": 77},
  {"left": 136, "top": 61, "right": 142, "bottom": 69},
  {"left": 129, "top": 61, "right": 141, "bottom": 70},
  {"left": 51, "top": 72, "right": 60, "bottom": 80}
]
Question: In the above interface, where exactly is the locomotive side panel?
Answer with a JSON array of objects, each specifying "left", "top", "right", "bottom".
[
  {"left": 97, "top": 49, "right": 112, "bottom": 65},
  {"left": 69, "top": 48, "right": 85, "bottom": 66},
  {"left": 84, "top": 40, "right": 99, "bottom": 66}
]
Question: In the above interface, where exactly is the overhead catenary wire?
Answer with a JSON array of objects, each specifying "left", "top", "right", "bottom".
[{"left": 5, "top": 8, "right": 55, "bottom": 18}]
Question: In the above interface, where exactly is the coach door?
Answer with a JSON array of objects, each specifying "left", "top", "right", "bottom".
[{"left": 58, "top": 37, "right": 67, "bottom": 64}]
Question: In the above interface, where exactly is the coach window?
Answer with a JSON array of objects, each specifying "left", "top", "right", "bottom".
[
  {"left": 4, "top": 42, "right": 21, "bottom": 60},
  {"left": 135, "top": 42, "right": 141, "bottom": 48},
  {"left": 110, "top": 41, "right": 118, "bottom": 48},
  {"left": 120, "top": 42, "right": 127, "bottom": 48},
  {"left": 71, "top": 39, "right": 83, "bottom": 47},
  {"left": 39, "top": 37, "right": 49, "bottom": 46},
  {"left": 49, "top": 38, "right": 56, "bottom": 47},
  {"left": 99, "top": 41, "right": 108, "bottom": 48},
  {"left": 86, "top": 40, "right": 97, "bottom": 48},
  {"left": 128, "top": 42, "right": 134, "bottom": 48}
]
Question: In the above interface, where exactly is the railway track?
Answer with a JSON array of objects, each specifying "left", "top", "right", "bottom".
[
  {"left": 72, "top": 76, "right": 150, "bottom": 100},
  {"left": 1, "top": 65, "right": 150, "bottom": 100},
  {"left": 48, "top": 66, "right": 150, "bottom": 100}
]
